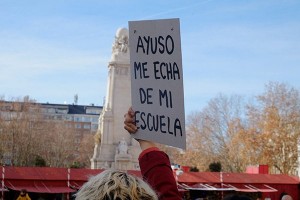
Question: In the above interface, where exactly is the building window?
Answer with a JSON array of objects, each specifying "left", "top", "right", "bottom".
[
  {"left": 83, "top": 117, "right": 90, "bottom": 122},
  {"left": 83, "top": 124, "right": 91, "bottom": 129},
  {"left": 91, "top": 124, "right": 98, "bottom": 130},
  {"left": 48, "top": 108, "right": 55, "bottom": 113},
  {"left": 55, "top": 115, "right": 62, "bottom": 120},
  {"left": 66, "top": 115, "right": 74, "bottom": 121},
  {"left": 91, "top": 117, "right": 98, "bottom": 122},
  {"left": 75, "top": 124, "right": 81, "bottom": 129},
  {"left": 74, "top": 116, "right": 81, "bottom": 122}
]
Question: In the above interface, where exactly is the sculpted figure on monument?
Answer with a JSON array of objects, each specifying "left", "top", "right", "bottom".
[
  {"left": 94, "top": 131, "right": 101, "bottom": 144},
  {"left": 116, "top": 138, "right": 129, "bottom": 155},
  {"left": 112, "top": 28, "right": 129, "bottom": 54}
]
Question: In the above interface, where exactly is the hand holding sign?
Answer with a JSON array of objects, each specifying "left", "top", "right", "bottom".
[
  {"left": 124, "top": 107, "right": 137, "bottom": 134},
  {"left": 124, "top": 107, "right": 158, "bottom": 151},
  {"left": 129, "top": 18, "right": 186, "bottom": 149}
]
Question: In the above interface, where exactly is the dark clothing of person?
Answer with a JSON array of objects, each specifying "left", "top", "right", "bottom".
[
  {"left": 139, "top": 147, "right": 181, "bottom": 200},
  {"left": 223, "top": 194, "right": 251, "bottom": 200}
]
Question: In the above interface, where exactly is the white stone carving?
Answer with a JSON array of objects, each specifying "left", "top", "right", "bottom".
[
  {"left": 110, "top": 28, "right": 129, "bottom": 63},
  {"left": 112, "top": 28, "right": 129, "bottom": 53},
  {"left": 116, "top": 138, "right": 129, "bottom": 155}
]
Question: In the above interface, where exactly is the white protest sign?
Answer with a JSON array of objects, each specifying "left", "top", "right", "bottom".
[{"left": 129, "top": 18, "right": 186, "bottom": 149}]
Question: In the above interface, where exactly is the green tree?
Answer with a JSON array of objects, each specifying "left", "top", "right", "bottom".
[
  {"left": 35, "top": 155, "right": 46, "bottom": 167},
  {"left": 208, "top": 161, "right": 222, "bottom": 172}
]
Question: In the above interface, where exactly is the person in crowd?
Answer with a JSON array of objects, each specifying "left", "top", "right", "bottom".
[
  {"left": 280, "top": 192, "right": 293, "bottom": 200},
  {"left": 223, "top": 194, "right": 251, "bottom": 200},
  {"left": 75, "top": 169, "right": 157, "bottom": 200},
  {"left": 16, "top": 189, "right": 31, "bottom": 200},
  {"left": 75, "top": 107, "right": 181, "bottom": 200},
  {"left": 281, "top": 195, "right": 293, "bottom": 200}
]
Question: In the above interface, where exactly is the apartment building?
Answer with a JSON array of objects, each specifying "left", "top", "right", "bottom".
[{"left": 40, "top": 103, "right": 102, "bottom": 133}]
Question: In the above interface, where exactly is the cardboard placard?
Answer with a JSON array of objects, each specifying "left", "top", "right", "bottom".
[{"left": 129, "top": 18, "right": 186, "bottom": 149}]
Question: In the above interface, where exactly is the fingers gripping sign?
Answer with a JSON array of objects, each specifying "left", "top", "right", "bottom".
[{"left": 124, "top": 107, "right": 137, "bottom": 134}]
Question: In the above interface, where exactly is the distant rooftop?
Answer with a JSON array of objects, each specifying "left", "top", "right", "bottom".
[
  {"left": 40, "top": 103, "right": 103, "bottom": 115},
  {"left": 0, "top": 100, "right": 103, "bottom": 115}
]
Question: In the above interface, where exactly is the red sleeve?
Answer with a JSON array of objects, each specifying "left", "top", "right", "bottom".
[
  {"left": 139, "top": 147, "right": 160, "bottom": 159},
  {"left": 139, "top": 149, "right": 181, "bottom": 200}
]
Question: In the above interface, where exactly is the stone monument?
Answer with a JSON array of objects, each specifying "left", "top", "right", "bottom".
[{"left": 91, "top": 28, "right": 141, "bottom": 170}]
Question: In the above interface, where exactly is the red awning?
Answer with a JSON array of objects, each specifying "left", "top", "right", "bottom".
[
  {"left": 246, "top": 184, "right": 277, "bottom": 193},
  {"left": 69, "top": 181, "right": 84, "bottom": 190},
  {"left": 225, "top": 184, "right": 258, "bottom": 192},
  {"left": 177, "top": 184, "right": 188, "bottom": 192},
  {"left": 180, "top": 183, "right": 235, "bottom": 191},
  {"left": 224, "top": 184, "right": 277, "bottom": 193},
  {"left": 5, "top": 180, "right": 75, "bottom": 193}
]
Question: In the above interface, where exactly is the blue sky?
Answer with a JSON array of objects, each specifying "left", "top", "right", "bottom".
[{"left": 0, "top": 0, "right": 299, "bottom": 115}]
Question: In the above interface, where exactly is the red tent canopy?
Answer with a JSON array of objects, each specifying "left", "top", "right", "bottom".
[
  {"left": 3, "top": 167, "right": 75, "bottom": 193},
  {"left": 1, "top": 166, "right": 145, "bottom": 193},
  {"left": 68, "top": 168, "right": 103, "bottom": 190},
  {"left": 176, "top": 171, "right": 299, "bottom": 185},
  {"left": 176, "top": 171, "right": 299, "bottom": 199},
  {"left": 1, "top": 166, "right": 299, "bottom": 199}
]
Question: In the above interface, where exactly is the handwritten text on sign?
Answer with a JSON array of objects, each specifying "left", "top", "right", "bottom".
[{"left": 129, "top": 18, "right": 186, "bottom": 149}]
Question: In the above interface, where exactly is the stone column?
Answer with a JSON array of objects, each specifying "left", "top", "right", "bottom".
[{"left": 91, "top": 28, "right": 141, "bottom": 170}]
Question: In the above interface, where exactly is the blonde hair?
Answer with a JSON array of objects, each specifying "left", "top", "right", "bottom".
[{"left": 75, "top": 169, "right": 158, "bottom": 200}]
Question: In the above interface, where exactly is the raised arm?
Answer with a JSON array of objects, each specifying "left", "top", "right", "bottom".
[{"left": 124, "top": 108, "right": 181, "bottom": 200}]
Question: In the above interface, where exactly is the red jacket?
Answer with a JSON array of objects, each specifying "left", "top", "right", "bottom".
[{"left": 139, "top": 148, "right": 181, "bottom": 200}]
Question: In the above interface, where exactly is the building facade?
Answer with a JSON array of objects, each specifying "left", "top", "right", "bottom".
[{"left": 40, "top": 103, "right": 101, "bottom": 133}]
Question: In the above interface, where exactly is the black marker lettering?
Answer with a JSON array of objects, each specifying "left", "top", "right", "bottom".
[
  {"left": 160, "top": 115, "right": 166, "bottom": 133},
  {"left": 139, "top": 88, "right": 153, "bottom": 104},
  {"left": 166, "top": 35, "right": 174, "bottom": 55},
  {"left": 134, "top": 111, "right": 182, "bottom": 137},
  {"left": 153, "top": 61, "right": 180, "bottom": 80},
  {"left": 136, "top": 36, "right": 145, "bottom": 53},
  {"left": 135, "top": 35, "right": 175, "bottom": 55},
  {"left": 134, "top": 62, "right": 149, "bottom": 79}
]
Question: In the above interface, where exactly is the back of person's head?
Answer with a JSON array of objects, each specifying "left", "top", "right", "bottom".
[
  {"left": 75, "top": 169, "right": 158, "bottom": 200},
  {"left": 282, "top": 195, "right": 293, "bottom": 200},
  {"left": 20, "top": 189, "right": 27, "bottom": 197},
  {"left": 20, "top": 189, "right": 27, "bottom": 193},
  {"left": 223, "top": 194, "right": 252, "bottom": 200}
]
